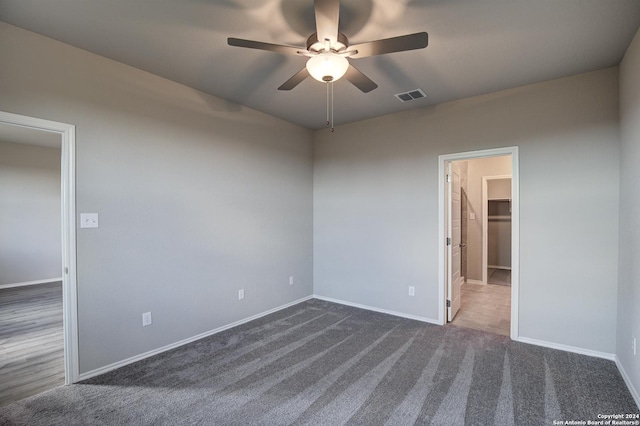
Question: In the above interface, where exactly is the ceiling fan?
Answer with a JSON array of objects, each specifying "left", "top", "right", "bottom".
[{"left": 227, "top": 0, "right": 428, "bottom": 128}]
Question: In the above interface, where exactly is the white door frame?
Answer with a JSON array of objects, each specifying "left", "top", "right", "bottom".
[
  {"left": 0, "top": 111, "right": 79, "bottom": 383},
  {"left": 482, "top": 175, "right": 512, "bottom": 285},
  {"left": 438, "top": 146, "right": 520, "bottom": 340}
]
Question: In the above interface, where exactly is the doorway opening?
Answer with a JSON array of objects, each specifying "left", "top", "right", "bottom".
[
  {"left": 0, "top": 111, "right": 78, "bottom": 405},
  {"left": 438, "top": 147, "right": 519, "bottom": 339},
  {"left": 483, "top": 175, "right": 512, "bottom": 288}
]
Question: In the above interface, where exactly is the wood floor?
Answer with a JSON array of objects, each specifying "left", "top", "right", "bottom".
[
  {"left": 0, "top": 282, "right": 64, "bottom": 406},
  {"left": 450, "top": 282, "right": 511, "bottom": 336}
]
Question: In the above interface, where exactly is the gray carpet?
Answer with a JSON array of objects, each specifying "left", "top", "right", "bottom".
[
  {"left": 0, "top": 299, "right": 637, "bottom": 425},
  {"left": 488, "top": 268, "right": 511, "bottom": 287}
]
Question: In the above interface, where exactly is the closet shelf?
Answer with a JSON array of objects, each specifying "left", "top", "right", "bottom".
[{"left": 488, "top": 215, "right": 512, "bottom": 220}]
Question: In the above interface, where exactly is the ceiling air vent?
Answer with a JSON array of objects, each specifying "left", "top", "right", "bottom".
[{"left": 394, "top": 88, "right": 427, "bottom": 102}]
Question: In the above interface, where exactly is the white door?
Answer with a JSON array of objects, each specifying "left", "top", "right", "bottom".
[{"left": 447, "top": 162, "right": 462, "bottom": 321}]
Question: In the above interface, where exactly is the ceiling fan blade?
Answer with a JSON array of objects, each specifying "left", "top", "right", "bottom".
[
  {"left": 349, "top": 32, "right": 428, "bottom": 58},
  {"left": 314, "top": 0, "right": 340, "bottom": 46},
  {"left": 278, "top": 68, "right": 310, "bottom": 90},
  {"left": 344, "top": 64, "right": 378, "bottom": 93},
  {"left": 228, "top": 38, "right": 302, "bottom": 56}
]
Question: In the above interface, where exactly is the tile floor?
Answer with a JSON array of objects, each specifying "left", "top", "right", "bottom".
[{"left": 450, "top": 282, "right": 511, "bottom": 336}]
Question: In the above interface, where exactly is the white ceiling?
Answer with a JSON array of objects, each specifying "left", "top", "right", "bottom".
[{"left": 1, "top": 0, "right": 639, "bottom": 130}]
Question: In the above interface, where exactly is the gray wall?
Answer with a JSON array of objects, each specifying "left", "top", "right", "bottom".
[
  {"left": 314, "top": 67, "right": 620, "bottom": 353},
  {"left": 0, "top": 140, "right": 61, "bottom": 285},
  {"left": 618, "top": 26, "right": 640, "bottom": 401},
  {"left": 0, "top": 22, "right": 314, "bottom": 374}
]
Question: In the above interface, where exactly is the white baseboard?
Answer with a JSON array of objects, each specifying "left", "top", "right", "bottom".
[
  {"left": 78, "top": 295, "right": 314, "bottom": 382},
  {"left": 514, "top": 336, "right": 616, "bottom": 361},
  {"left": 465, "top": 279, "right": 485, "bottom": 285},
  {"left": 615, "top": 356, "right": 640, "bottom": 410},
  {"left": 0, "top": 278, "right": 62, "bottom": 290},
  {"left": 313, "top": 294, "right": 442, "bottom": 325}
]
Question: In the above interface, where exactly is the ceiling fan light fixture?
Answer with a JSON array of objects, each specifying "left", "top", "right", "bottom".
[{"left": 306, "top": 53, "right": 349, "bottom": 83}]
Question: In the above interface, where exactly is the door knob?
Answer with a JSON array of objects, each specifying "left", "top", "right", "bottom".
[{"left": 459, "top": 243, "right": 467, "bottom": 248}]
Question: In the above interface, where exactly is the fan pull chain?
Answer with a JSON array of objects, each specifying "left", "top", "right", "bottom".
[
  {"left": 325, "top": 81, "right": 335, "bottom": 132},
  {"left": 330, "top": 81, "right": 334, "bottom": 132},
  {"left": 326, "top": 82, "right": 330, "bottom": 126},
  {"left": 324, "top": 81, "right": 336, "bottom": 132}
]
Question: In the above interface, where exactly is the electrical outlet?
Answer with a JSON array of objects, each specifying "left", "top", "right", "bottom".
[
  {"left": 238, "top": 289, "right": 244, "bottom": 300},
  {"left": 142, "top": 312, "right": 152, "bottom": 327},
  {"left": 289, "top": 276, "right": 294, "bottom": 286},
  {"left": 408, "top": 286, "right": 415, "bottom": 296},
  {"left": 80, "top": 213, "right": 99, "bottom": 228}
]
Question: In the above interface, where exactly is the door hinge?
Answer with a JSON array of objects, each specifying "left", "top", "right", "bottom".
[
  {"left": 446, "top": 174, "right": 452, "bottom": 183},
  {"left": 64, "top": 267, "right": 69, "bottom": 275},
  {"left": 446, "top": 237, "right": 452, "bottom": 246},
  {"left": 446, "top": 299, "right": 451, "bottom": 308}
]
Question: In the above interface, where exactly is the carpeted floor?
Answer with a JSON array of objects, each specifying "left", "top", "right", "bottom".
[
  {"left": 0, "top": 299, "right": 637, "bottom": 425},
  {"left": 488, "top": 268, "right": 511, "bottom": 286}
]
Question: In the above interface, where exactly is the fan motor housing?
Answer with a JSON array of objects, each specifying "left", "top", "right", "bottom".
[{"left": 307, "top": 32, "right": 349, "bottom": 52}]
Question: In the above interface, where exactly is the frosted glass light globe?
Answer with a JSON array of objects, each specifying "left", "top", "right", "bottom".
[{"left": 306, "top": 53, "right": 349, "bottom": 82}]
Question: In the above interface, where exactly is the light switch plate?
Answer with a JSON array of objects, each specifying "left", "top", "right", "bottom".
[{"left": 80, "top": 213, "right": 99, "bottom": 228}]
